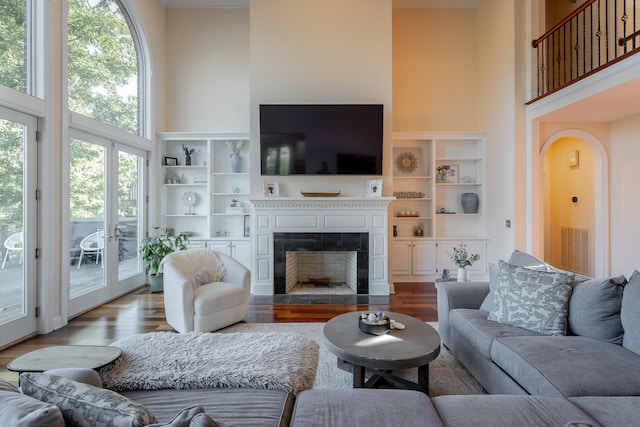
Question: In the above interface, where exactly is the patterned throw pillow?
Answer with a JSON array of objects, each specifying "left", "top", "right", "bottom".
[
  {"left": 488, "top": 260, "right": 575, "bottom": 336},
  {"left": 20, "top": 373, "right": 156, "bottom": 427}
]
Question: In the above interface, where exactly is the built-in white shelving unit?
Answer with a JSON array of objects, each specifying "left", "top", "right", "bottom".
[
  {"left": 391, "top": 132, "right": 488, "bottom": 281},
  {"left": 158, "top": 132, "right": 251, "bottom": 267}
]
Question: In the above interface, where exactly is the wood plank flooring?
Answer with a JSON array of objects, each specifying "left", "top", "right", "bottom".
[{"left": 0, "top": 282, "right": 437, "bottom": 386}]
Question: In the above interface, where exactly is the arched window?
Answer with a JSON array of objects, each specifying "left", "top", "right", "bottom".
[
  {"left": 67, "top": 0, "right": 142, "bottom": 135},
  {"left": 0, "top": 0, "right": 29, "bottom": 93}
]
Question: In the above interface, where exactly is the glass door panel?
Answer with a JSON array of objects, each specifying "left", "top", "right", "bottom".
[
  {"left": 68, "top": 133, "right": 147, "bottom": 317},
  {"left": 113, "top": 146, "right": 145, "bottom": 293},
  {"left": 0, "top": 109, "right": 37, "bottom": 348},
  {"left": 69, "top": 138, "right": 107, "bottom": 302}
]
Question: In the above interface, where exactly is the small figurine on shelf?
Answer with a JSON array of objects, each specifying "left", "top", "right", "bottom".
[{"left": 182, "top": 144, "right": 195, "bottom": 166}]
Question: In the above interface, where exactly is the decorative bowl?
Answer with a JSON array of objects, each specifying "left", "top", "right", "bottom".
[{"left": 358, "top": 318, "right": 390, "bottom": 335}]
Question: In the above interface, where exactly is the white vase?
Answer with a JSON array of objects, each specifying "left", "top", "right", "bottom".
[{"left": 457, "top": 267, "right": 468, "bottom": 282}]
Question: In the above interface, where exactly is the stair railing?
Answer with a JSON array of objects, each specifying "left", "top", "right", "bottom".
[{"left": 530, "top": 0, "right": 639, "bottom": 102}]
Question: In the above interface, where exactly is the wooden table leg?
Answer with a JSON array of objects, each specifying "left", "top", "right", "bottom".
[
  {"left": 417, "top": 364, "right": 429, "bottom": 394},
  {"left": 353, "top": 364, "right": 366, "bottom": 388}
]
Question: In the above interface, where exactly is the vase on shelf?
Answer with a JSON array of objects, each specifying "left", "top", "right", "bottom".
[
  {"left": 185, "top": 154, "right": 192, "bottom": 166},
  {"left": 457, "top": 267, "right": 468, "bottom": 282},
  {"left": 230, "top": 152, "right": 241, "bottom": 173},
  {"left": 461, "top": 193, "right": 479, "bottom": 214}
]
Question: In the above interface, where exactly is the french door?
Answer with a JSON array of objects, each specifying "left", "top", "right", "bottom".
[
  {"left": 0, "top": 108, "right": 37, "bottom": 348},
  {"left": 68, "top": 130, "right": 147, "bottom": 317}
]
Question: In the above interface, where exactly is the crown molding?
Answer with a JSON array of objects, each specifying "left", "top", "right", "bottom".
[{"left": 160, "top": 0, "right": 479, "bottom": 9}]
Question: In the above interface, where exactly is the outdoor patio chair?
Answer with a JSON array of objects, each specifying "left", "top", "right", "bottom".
[
  {"left": 77, "top": 230, "right": 105, "bottom": 269},
  {"left": 2, "top": 231, "right": 23, "bottom": 269}
]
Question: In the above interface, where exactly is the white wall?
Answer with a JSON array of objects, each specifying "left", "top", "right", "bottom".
[
  {"left": 164, "top": 9, "right": 249, "bottom": 132},
  {"left": 392, "top": 9, "right": 477, "bottom": 131},
  {"left": 475, "top": 0, "right": 519, "bottom": 262},
  {"left": 248, "top": 0, "right": 393, "bottom": 197},
  {"left": 609, "top": 113, "right": 640, "bottom": 276}
]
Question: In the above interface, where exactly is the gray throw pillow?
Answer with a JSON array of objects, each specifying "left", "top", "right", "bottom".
[
  {"left": 43, "top": 368, "right": 102, "bottom": 388},
  {"left": 20, "top": 373, "right": 157, "bottom": 427},
  {"left": 479, "top": 250, "right": 550, "bottom": 312},
  {"left": 0, "top": 379, "right": 65, "bottom": 427},
  {"left": 488, "top": 260, "right": 575, "bottom": 336},
  {"left": 622, "top": 270, "right": 640, "bottom": 355},
  {"left": 568, "top": 276, "right": 626, "bottom": 344},
  {"left": 186, "top": 269, "right": 212, "bottom": 289}
]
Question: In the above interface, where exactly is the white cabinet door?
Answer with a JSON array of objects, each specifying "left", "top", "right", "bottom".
[
  {"left": 206, "top": 240, "right": 250, "bottom": 269},
  {"left": 391, "top": 241, "right": 412, "bottom": 276},
  {"left": 230, "top": 240, "right": 250, "bottom": 269},
  {"left": 412, "top": 241, "right": 438, "bottom": 276}
]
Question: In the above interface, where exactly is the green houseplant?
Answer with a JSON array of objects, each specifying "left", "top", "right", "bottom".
[{"left": 139, "top": 227, "right": 189, "bottom": 292}]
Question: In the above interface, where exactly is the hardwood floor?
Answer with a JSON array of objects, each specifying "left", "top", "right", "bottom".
[{"left": 0, "top": 282, "right": 437, "bottom": 385}]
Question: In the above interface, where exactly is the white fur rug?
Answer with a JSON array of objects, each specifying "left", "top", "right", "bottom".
[
  {"left": 220, "top": 322, "right": 486, "bottom": 397},
  {"left": 99, "top": 331, "right": 319, "bottom": 395}
]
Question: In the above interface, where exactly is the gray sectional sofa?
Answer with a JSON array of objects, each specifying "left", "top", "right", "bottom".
[{"left": 4, "top": 250, "right": 640, "bottom": 426}]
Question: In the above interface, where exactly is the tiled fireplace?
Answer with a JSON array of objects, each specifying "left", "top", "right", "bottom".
[
  {"left": 274, "top": 232, "right": 368, "bottom": 294},
  {"left": 250, "top": 197, "right": 394, "bottom": 296}
]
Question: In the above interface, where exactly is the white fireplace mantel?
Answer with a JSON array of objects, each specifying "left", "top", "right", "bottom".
[{"left": 249, "top": 197, "right": 395, "bottom": 295}]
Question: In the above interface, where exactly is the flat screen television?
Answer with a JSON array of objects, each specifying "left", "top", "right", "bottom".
[{"left": 259, "top": 104, "right": 383, "bottom": 176}]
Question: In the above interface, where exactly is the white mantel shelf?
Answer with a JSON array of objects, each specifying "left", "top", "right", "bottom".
[
  {"left": 250, "top": 197, "right": 395, "bottom": 208},
  {"left": 249, "top": 197, "right": 395, "bottom": 296}
]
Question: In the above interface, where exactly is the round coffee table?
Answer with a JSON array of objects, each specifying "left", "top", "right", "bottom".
[
  {"left": 7, "top": 345, "right": 122, "bottom": 375},
  {"left": 323, "top": 311, "right": 440, "bottom": 394}
]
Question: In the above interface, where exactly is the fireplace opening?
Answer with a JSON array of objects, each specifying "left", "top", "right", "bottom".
[
  {"left": 273, "top": 232, "right": 369, "bottom": 294},
  {"left": 286, "top": 251, "right": 356, "bottom": 294}
]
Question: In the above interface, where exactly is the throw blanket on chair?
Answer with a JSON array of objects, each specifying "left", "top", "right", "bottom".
[
  {"left": 99, "top": 332, "right": 319, "bottom": 395},
  {"left": 159, "top": 249, "right": 226, "bottom": 282}
]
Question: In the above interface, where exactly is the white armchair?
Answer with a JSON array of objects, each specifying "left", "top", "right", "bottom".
[{"left": 160, "top": 248, "right": 251, "bottom": 333}]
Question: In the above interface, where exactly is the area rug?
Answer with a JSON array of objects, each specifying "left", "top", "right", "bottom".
[
  {"left": 99, "top": 331, "right": 319, "bottom": 395},
  {"left": 220, "top": 322, "right": 486, "bottom": 397}
]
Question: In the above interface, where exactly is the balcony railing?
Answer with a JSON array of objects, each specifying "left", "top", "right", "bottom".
[{"left": 531, "top": 0, "right": 640, "bottom": 102}]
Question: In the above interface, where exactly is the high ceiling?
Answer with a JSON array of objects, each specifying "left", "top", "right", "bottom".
[{"left": 160, "top": 0, "right": 480, "bottom": 8}]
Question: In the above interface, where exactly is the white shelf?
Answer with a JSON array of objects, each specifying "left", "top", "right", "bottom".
[{"left": 159, "top": 132, "right": 250, "bottom": 240}]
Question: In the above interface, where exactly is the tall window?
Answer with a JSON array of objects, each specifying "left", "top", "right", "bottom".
[
  {"left": 67, "top": 0, "right": 141, "bottom": 134},
  {"left": 0, "top": 0, "right": 28, "bottom": 92}
]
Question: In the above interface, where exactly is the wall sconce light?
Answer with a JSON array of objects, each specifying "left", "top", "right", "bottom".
[{"left": 568, "top": 150, "right": 579, "bottom": 167}]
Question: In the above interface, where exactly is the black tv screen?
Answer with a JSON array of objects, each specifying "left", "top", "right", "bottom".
[{"left": 260, "top": 104, "right": 383, "bottom": 176}]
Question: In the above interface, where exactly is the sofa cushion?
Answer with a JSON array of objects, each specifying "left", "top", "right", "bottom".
[
  {"left": 432, "top": 395, "right": 599, "bottom": 427},
  {"left": 20, "top": 373, "right": 157, "bottom": 427},
  {"left": 290, "top": 389, "right": 443, "bottom": 427},
  {"left": 622, "top": 270, "right": 640, "bottom": 355},
  {"left": 491, "top": 336, "right": 640, "bottom": 397},
  {"left": 479, "top": 251, "right": 550, "bottom": 312},
  {"left": 0, "top": 379, "right": 65, "bottom": 427},
  {"left": 449, "top": 309, "right": 538, "bottom": 359},
  {"left": 569, "top": 396, "right": 640, "bottom": 427},
  {"left": 568, "top": 276, "right": 626, "bottom": 344},
  {"left": 121, "top": 388, "right": 295, "bottom": 427},
  {"left": 488, "top": 260, "right": 574, "bottom": 336}
]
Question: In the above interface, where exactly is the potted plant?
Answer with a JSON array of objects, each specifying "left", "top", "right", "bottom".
[
  {"left": 448, "top": 243, "right": 480, "bottom": 282},
  {"left": 139, "top": 227, "right": 189, "bottom": 292}
]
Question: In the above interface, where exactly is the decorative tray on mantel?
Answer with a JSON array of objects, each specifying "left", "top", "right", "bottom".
[{"left": 300, "top": 191, "right": 341, "bottom": 197}]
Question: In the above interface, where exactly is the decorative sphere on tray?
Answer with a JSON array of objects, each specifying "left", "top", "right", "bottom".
[{"left": 359, "top": 311, "right": 391, "bottom": 335}]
